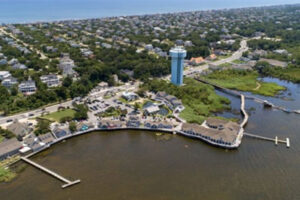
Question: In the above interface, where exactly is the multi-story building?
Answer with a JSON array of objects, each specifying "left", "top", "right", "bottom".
[
  {"left": 40, "top": 74, "right": 60, "bottom": 87},
  {"left": 2, "top": 77, "right": 18, "bottom": 88},
  {"left": 58, "top": 54, "right": 76, "bottom": 77},
  {"left": 169, "top": 47, "right": 186, "bottom": 86},
  {"left": 18, "top": 80, "right": 37, "bottom": 95}
]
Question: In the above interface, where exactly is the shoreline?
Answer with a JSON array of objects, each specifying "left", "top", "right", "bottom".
[
  {"left": 0, "top": 3, "right": 298, "bottom": 25},
  {"left": 26, "top": 127, "right": 241, "bottom": 160}
]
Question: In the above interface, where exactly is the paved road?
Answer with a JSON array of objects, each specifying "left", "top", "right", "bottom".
[
  {"left": 0, "top": 101, "right": 73, "bottom": 126},
  {"left": 0, "top": 82, "right": 139, "bottom": 126},
  {"left": 184, "top": 39, "right": 248, "bottom": 77}
]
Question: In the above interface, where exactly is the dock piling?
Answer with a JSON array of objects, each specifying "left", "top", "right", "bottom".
[{"left": 286, "top": 138, "right": 290, "bottom": 148}]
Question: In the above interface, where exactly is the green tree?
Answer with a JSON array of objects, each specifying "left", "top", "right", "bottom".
[
  {"left": 0, "top": 127, "right": 15, "bottom": 139},
  {"left": 69, "top": 121, "right": 77, "bottom": 133},
  {"left": 62, "top": 76, "right": 73, "bottom": 87},
  {"left": 74, "top": 104, "right": 88, "bottom": 120},
  {"left": 34, "top": 119, "right": 50, "bottom": 136},
  {"left": 10, "top": 86, "right": 18, "bottom": 96},
  {"left": 0, "top": 86, "right": 10, "bottom": 102}
]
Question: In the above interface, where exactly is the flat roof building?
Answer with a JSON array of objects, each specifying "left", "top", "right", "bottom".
[{"left": 0, "top": 138, "right": 22, "bottom": 160}]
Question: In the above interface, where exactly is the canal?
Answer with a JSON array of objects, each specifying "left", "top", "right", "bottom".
[{"left": 0, "top": 77, "right": 300, "bottom": 200}]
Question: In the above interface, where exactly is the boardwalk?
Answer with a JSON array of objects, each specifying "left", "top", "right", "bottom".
[
  {"left": 195, "top": 77, "right": 300, "bottom": 114},
  {"left": 21, "top": 157, "right": 80, "bottom": 188},
  {"left": 240, "top": 95, "right": 249, "bottom": 128}
]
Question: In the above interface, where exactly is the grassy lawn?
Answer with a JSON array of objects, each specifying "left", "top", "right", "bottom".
[
  {"left": 179, "top": 105, "right": 206, "bottom": 124},
  {"left": 232, "top": 59, "right": 246, "bottom": 64},
  {"left": 219, "top": 62, "right": 232, "bottom": 68},
  {"left": 142, "top": 78, "right": 231, "bottom": 124},
  {"left": 42, "top": 109, "right": 76, "bottom": 122},
  {"left": 0, "top": 135, "right": 4, "bottom": 143},
  {"left": 203, "top": 69, "right": 285, "bottom": 96},
  {"left": 280, "top": 68, "right": 300, "bottom": 80},
  {"left": 216, "top": 54, "right": 232, "bottom": 61},
  {"left": 119, "top": 97, "right": 129, "bottom": 104},
  {"left": 103, "top": 95, "right": 112, "bottom": 99},
  {"left": 0, "top": 166, "right": 16, "bottom": 182},
  {"left": 0, "top": 155, "right": 20, "bottom": 183},
  {"left": 99, "top": 107, "right": 123, "bottom": 118}
]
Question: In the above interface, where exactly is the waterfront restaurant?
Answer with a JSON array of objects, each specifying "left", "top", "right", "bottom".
[{"left": 181, "top": 120, "right": 240, "bottom": 146}]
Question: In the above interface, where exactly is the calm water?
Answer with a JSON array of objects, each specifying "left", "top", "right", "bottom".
[
  {"left": 0, "top": 78, "right": 300, "bottom": 200},
  {"left": 0, "top": 0, "right": 299, "bottom": 23}
]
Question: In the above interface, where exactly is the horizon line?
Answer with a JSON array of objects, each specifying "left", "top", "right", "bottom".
[{"left": 1, "top": 3, "right": 299, "bottom": 25}]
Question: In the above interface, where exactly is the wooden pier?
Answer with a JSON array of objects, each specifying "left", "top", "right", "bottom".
[
  {"left": 21, "top": 157, "right": 80, "bottom": 188},
  {"left": 244, "top": 133, "right": 290, "bottom": 148}
]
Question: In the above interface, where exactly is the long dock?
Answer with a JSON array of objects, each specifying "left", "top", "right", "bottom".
[
  {"left": 244, "top": 133, "right": 290, "bottom": 147},
  {"left": 21, "top": 157, "right": 80, "bottom": 188}
]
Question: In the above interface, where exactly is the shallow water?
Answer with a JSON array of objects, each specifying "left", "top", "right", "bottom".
[{"left": 0, "top": 77, "right": 300, "bottom": 200}]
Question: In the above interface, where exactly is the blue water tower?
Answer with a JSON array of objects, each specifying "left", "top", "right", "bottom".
[{"left": 169, "top": 46, "right": 187, "bottom": 86}]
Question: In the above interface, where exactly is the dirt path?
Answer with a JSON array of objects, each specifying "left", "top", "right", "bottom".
[{"left": 253, "top": 82, "right": 261, "bottom": 91}]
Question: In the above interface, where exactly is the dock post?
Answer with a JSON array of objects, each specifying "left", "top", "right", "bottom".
[
  {"left": 286, "top": 138, "right": 290, "bottom": 148},
  {"left": 275, "top": 136, "right": 278, "bottom": 145}
]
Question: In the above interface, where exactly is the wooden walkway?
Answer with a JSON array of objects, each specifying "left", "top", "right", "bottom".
[
  {"left": 21, "top": 157, "right": 80, "bottom": 188},
  {"left": 195, "top": 77, "right": 300, "bottom": 114}
]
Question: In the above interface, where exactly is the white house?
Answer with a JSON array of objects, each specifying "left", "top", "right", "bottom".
[
  {"left": 19, "top": 80, "right": 37, "bottom": 95},
  {"left": 0, "top": 71, "right": 11, "bottom": 80},
  {"left": 40, "top": 74, "right": 60, "bottom": 87},
  {"left": 2, "top": 77, "right": 18, "bottom": 88}
]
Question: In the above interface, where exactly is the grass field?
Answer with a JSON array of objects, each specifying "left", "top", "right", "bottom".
[
  {"left": 219, "top": 62, "right": 232, "bottom": 68},
  {"left": 232, "top": 59, "right": 246, "bottom": 64},
  {"left": 99, "top": 107, "right": 123, "bottom": 117},
  {"left": 142, "top": 78, "right": 231, "bottom": 124},
  {"left": 0, "top": 167, "right": 16, "bottom": 182},
  {"left": 42, "top": 109, "right": 76, "bottom": 122},
  {"left": 280, "top": 68, "right": 300, "bottom": 80},
  {"left": 203, "top": 69, "right": 285, "bottom": 96}
]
